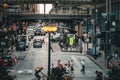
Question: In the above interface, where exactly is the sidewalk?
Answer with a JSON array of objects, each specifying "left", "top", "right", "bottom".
[
  {"left": 83, "top": 42, "right": 108, "bottom": 73},
  {"left": 86, "top": 51, "right": 107, "bottom": 71}
]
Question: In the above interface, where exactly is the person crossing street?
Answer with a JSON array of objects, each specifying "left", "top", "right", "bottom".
[{"left": 80, "top": 59, "right": 85, "bottom": 74}]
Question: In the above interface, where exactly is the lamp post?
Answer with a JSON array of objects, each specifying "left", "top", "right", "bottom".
[
  {"left": 48, "top": 32, "right": 51, "bottom": 76},
  {"left": 42, "top": 26, "right": 57, "bottom": 77}
]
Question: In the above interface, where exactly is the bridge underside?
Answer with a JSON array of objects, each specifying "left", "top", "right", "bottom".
[
  {"left": 2, "top": 0, "right": 92, "bottom": 4},
  {"left": 7, "top": 14, "right": 90, "bottom": 22},
  {"left": 20, "top": 14, "right": 91, "bottom": 20}
]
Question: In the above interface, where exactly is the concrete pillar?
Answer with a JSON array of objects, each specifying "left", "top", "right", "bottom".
[
  {"left": 78, "top": 21, "right": 83, "bottom": 38},
  {"left": 34, "top": 4, "right": 38, "bottom": 13}
]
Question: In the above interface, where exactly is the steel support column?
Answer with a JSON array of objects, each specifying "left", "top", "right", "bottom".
[
  {"left": 94, "top": 6, "right": 98, "bottom": 59},
  {"left": 86, "top": 8, "right": 89, "bottom": 49},
  {"left": 105, "top": 0, "right": 111, "bottom": 68}
]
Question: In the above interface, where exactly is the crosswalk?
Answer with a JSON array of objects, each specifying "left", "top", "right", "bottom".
[{"left": 52, "top": 43, "right": 62, "bottom": 52}]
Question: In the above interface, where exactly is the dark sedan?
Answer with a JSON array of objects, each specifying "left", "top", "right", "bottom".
[
  {"left": 34, "top": 30, "right": 46, "bottom": 36},
  {"left": 16, "top": 41, "right": 26, "bottom": 51},
  {"left": 33, "top": 41, "right": 42, "bottom": 48}
]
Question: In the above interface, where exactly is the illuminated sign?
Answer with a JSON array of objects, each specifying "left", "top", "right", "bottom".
[{"left": 42, "top": 26, "right": 57, "bottom": 32}]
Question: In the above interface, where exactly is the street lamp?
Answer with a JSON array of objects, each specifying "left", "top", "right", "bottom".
[
  {"left": 42, "top": 26, "right": 57, "bottom": 77},
  {"left": 48, "top": 32, "right": 51, "bottom": 77}
]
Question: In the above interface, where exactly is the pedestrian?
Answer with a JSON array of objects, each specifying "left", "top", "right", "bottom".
[
  {"left": 34, "top": 66, "right": 46, "bottom": 80},
  {"left": 64, "top": 63, "right": 71, "bottom": 74},
  {"left": 95, "top": 70, "right": 103, "bottom": 80},
  {"left": 95, "top": 70, "right": 100, "bottom": 80},
  {"left": 13, "top": 55, "right": 18, "bottom": 64},
  {"left": 57, "top": 59, "right": 61, "bottom": 66},
  {"left": 79, "top": 40, "right": 83, "bottom": 53},
  {"left": 50, "top": 46, "right": 54, "bottom": 52},
  {"left": 56, "top": 64, "right": 65, "bottom": 80},
  {"left": 80, "top": 59, "right": 85, "bottom": 73},
  {"left": 70, "top": 60, "right": 74, "bottom": 72}
]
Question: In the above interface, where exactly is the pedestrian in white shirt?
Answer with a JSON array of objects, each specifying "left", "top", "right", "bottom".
[{"left": 80, "top": 59, "right": 85, "bottom": 73}]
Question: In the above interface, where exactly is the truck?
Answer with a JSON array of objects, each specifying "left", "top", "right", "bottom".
[{"left": 17, "top": 35, "right": 29, "bottom": 48}]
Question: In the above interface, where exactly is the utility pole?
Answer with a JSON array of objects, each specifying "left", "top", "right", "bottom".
[
  {"left": 86, "top": 8, "right": 89, "bottom": 50},
  {"left": 94, "top": 6, "right": 98, "bottom": 59}
]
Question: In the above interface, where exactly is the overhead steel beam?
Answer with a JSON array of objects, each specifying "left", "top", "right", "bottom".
[
  {"left": 2, "top": 0, "right": 92, "bottom": 4},
  {"left": 18, "top": 14, "right": 91, "bottom": 20}
]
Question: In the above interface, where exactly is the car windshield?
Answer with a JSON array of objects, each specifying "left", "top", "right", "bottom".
[
  {"left": 19, "top": 42, "right": 25, "bottom": 45},
  {"left": 34, "top": 41, "right": 41, "bottom": 44}
]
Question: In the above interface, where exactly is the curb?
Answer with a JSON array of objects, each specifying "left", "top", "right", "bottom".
[{"left": 85, "top": 54, "right": 105, "bottom": 70}]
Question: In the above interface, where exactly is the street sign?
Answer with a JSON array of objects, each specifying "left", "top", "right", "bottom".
[
  {"left": 42, "top": 26, "right": 57, "bottom": 32},
  {"left": 69, "top": 37, "right": 74, "bottom": 46}
]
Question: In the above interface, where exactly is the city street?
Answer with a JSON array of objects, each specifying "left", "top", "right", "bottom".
[
  {"left": 0, "top": 0, "right": 120, "bottom": 80},
  {"left": 10, "top": 34, "right": 106, "bottom": 80}
]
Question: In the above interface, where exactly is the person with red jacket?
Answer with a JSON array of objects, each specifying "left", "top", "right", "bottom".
[{"left": 35, "top": 66, "right": 45, "bottom": 80}]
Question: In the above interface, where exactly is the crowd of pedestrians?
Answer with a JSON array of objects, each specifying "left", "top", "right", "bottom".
[
  {"left": 95, "top": 70, "right": 103, "bottom": 80},
  {"left": 50, "top": 59, "right": 74, "bottom": 80}
]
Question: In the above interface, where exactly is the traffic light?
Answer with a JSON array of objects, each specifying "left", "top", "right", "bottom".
[
  {"left": 102, "top": 13, "right": 116, "bottom": 32},
  {"left": 110, "top": 13, "right": 115, "bottom": 31},
  {"left": 111, "top": 31, "right": 120, "bottom": 47}
]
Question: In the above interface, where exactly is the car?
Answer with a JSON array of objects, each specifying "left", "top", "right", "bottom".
[
  {"left": 86, "top": 46, "right": 101, "bottom": 58},
  {"left": 16, "top": 41, "right": 26, "bottom": 51},
  {"left": 33, "top": 40, "right": 42, "bottom": 48},
  {"left": 17, "top": 35, "right": 29, "bottom": 48},
  {"left": 34, "top": 30, "right": 46, "bottom": 36},
  {"left": 39, "top": 31, "right": 46, "bottom": 36},
  {"left": 34, "top": 30, "right": 41, "bottom": 35},
  {"left": 50, "top": 37, "right": 60, "bottom": 42},
  {"left": 1, "top": 55, "right": 14, "bottom": 67}
]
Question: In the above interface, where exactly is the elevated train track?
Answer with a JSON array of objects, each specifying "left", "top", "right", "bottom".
[
  {"left": 20, "top": 14, "right": 91, "bottom": 20},
  {"left": 1, "top": 0, "right": 92, "bottom": 21},
  {"left": 2, "top": 0, "right": 92, "bottom": 4}
]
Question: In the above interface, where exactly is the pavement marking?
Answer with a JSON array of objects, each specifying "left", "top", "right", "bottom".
[
  {"left": 71, "top": 56, "right": 80, "bottom": 67},
  {"left": 17, "top": 69, "right": 33, "bottom": 74}
]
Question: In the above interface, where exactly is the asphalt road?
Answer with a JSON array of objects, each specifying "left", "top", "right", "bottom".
[{"left": 10, "top": 34, "right": 105, "bottom": 80}]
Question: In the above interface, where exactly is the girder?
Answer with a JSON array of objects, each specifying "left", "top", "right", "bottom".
[
  {"left": 18, "top": 14, "right": 91, "bottom": 20},
  {"left": 2, "top": 0, "right": 92, "bottom": 4}
]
